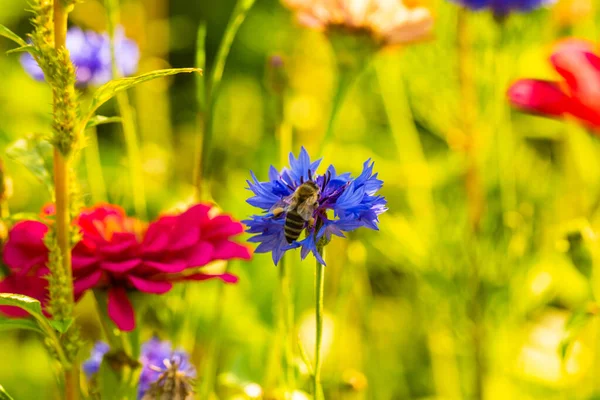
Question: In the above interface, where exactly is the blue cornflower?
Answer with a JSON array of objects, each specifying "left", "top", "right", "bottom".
[
  {"left": 20, "top": 26, "right": 139, "bottom": 87},
  {"left": 82, "top": 341, "right": 110, "bottom": 379},
  {"left": 451, "top": 0, "right": 555, "bottom": 17},
  {"left": 244, "top": 147, "right": 387, "bottom": 265},
  {"left": 82, "top": 338, "right": 196, "bottom": 399}
]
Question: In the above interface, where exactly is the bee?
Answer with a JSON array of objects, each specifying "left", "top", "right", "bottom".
[{"left": 272, "top": 181, "right": 320, "bottom": 244}]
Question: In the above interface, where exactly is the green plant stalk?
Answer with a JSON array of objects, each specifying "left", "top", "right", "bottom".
[
  {"left": 196, "top": 0, "right": 256, "bottom": 199},
  {"left": 314, "top": 253, "right": 325, "bottom": 400},
  {"left": 279, "top": 255, "right": 295, "bottom": 392},
  {"left": 458, "top": 9, "right": 484, "bottom": 400},
  {"left": 53, "top": 1, "right": 79, "bottom": 398},
  {"left": 198, "top": 273, "right": 229, "bottom": 398},
  {"left": 84, "top": 126, "right": 107, "bottom": 203},
  {"left": 320, "top": 69, "right": 353, "bottom": 157},
  {"left": 105, "top": 0, "right": 147, "bottom": 220}
]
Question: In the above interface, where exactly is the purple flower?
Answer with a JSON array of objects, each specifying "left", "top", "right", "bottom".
[
  {"left": 20, "top": 26, "right": 139, "bottom": 87},
  {"left": 82, "top": 338, "right": 196, "bottom": 399},
  {"left": 450, "top": 0, "right": 555, "bottom": 17},
  {"left": 244, "top": 147, "right": 387, "bottom": 265}
]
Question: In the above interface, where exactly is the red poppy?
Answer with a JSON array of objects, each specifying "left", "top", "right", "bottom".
[{"left": 508, "top": 39, "right": 600, "bottom": 130}]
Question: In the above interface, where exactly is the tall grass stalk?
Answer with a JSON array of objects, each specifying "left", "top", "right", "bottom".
[
  {"left": 84, "top": 126, "right": 107, "bottom": 203},
  {"left": 457, "top": 9, "right": 485, "bottom": 400},
  {"left": 105, "top": 0, "right": 147, "bottom": 220},
  {"left": 195, "top": 0, "right": 256, "bottom": 199}
]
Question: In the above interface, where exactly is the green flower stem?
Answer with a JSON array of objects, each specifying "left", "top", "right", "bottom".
[
  {"left": 105, "top": 0, "right": 147, "bottom": 220},
  {"left": 279, "top": 255, "right": 295, "bottom": 392},
  {"left": 195, "top": 0, "right": 255, "bottom": 200},
  {"left": 53, "top": 0, "right": 79, "bottom": 397},
  {"left": 198, "top": 273, "right": 229, "bottom": 399},
  {"left": 84, "top": 126, "right": 107, "bottom": 203},
  {"left": 320, "top": 68, "right": 354, "bottom": 157},
  {"left": 314, "top": 253, "right": 325, "bottom": 400}
]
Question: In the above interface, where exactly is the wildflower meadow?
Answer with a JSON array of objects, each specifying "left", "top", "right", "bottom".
[{"left": 0, "top": 0, "right": 599, "bottom": 399}]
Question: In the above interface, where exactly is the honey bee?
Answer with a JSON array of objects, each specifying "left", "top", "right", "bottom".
[{"left": 272, "top": 181, "right": 320, "bottom": 244}]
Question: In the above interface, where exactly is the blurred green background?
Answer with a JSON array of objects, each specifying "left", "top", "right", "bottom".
[{"left": 2, "top": 0, "right": 600, "bottom": 399}]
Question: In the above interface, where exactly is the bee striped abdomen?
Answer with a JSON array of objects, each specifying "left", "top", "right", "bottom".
[{"left": 284, "top": 210, "right": 305, "bottom": 243}]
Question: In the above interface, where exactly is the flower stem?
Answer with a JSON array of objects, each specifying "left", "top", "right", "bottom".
[
  {"left": 313, "top": 254, "right": 325, "bottom": 400},
  {"left": 320, "top": 69, "right": 353, "bottom": 157},
  {"left": 84, "top": 126, "right": 107, "bottom": 203},
  {"left": 279, "top": 255, "right": 295, "bottom": 392},
  {"left": 105, "top": 0, "right": 147, "bottom": 220},
  {"left": 52, "top": 0, "right": 79, "bottom": 397},
  {"left": 195, "top": 0, "right": 256, "bottom": 199},
  {"left": 198, "top": 276, "right": 229, "bottom": 398}
]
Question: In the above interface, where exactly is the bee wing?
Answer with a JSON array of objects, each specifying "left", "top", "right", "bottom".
[
  {"left": 269, "top": 192, "right": 298, "bottom": 214},
  {"left": 296, "top": 198, "right": 317, "bottom": 221}
]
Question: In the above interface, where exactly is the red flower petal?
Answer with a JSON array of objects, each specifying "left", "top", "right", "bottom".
[
  {"left": 141, "top": 216, "right": 174, "bottom": 254},
  {"left": 203, "top": 215, "right": 245, "bottom": 239},
  {"left": 183, "top": 272, "right": 239, "bottom": 283},
  {"left": 212, "top": 240, "right": 252, "bottom": 261},
  {"left": 3, "top": 221, "right": 48, "bottom": 275},
  {"left": 551, "top": 47, "right": 600, "bottom": 114},
  {"left": 142, "top": 260, "right": 187, "bottom": 273},
  {"left": 107, "top": 287, "right": 135, "bottom": 331},
  {"left": 74, "top": 270, "right": 103, "bottom": 297},
  {"left": 127, "top": 275, "right": 172, "bottom": 294},
  {"left": 507, "top": 79, "right": 570, "bottom": 117},
  {"left": 100, "top": 259, "right": 142, "bottom": 273},
  {"left": 0, "top": 274, "right": 49, "bottom": 317},
  {"left": 186, "top": 241, "right": 214, "bottom": 267}
]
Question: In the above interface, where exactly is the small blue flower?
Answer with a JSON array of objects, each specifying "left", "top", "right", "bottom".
[
  {"left": 450, "top": 0, "right": 555, "bottom": 17},
  {"left": 82, "top": 341, "right": 110, "bottom": 379},
  {"left": 244, "top": 147, "right": 387, "bottom": 265},
  {"left": 20, "top": 26, "right": 139, "bottom": 87},
  {"left": 82, "top": 338, "right": 196, "bottom": 399}
]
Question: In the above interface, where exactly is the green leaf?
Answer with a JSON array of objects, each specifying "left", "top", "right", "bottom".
[
  {"left": 86, "top": 115, "right": 122, "bottom": 129},
  {"left": 559, "top": 306, "right": 594, "bottom": 359},
  {"left": 82, "top": 68, "right": 201, "bottom": 127},
  {"left": 195, "top": 22, "right": 207, "bottom": 113},
  {"left": 0, "top": 316, "right": 45, "bottom": 335},
  {"left": 0, "top": 293, "right": 44, "bottom": 319},
  {"left": 0, "top": 384, "right": 14, "bottom": 400},
  {"left": 6, "top": 44, "right": 37, "bottom": 55},
  {"left": 5, "top": 135, "right": 53, "bottom": 193},
  {"left": 0, "top": 25, "right": 27, "bottom": 48},
  {"left": 49, "top": 318, "right": 74, "bottom": 334}
]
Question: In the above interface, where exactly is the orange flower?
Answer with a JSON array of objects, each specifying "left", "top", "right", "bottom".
[{"left": 282, "top": 0, "right": 433, "bottom": 46}]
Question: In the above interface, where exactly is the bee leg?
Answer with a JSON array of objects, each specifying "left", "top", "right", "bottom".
[
  {"left": 308, "top": 217, "right": 315, "bottom": 229},
  {"left": 272, "top": 207, "right": 285, "bottom": 217}
]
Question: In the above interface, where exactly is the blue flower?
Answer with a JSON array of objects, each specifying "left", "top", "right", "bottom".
[
  {"left": 20, "top": 26, "right": 139, "bottom": 87},
  {"left": 82, "top": 341, "right": 110, "bottom": 379},
  {"left": 450, "top": 0, "right": 555, "bottom": 16},
  {"left": 82, "top": 338, "right": 196, "bottom": 399},
  {"left": 244, "top": 147, "right": 387, "bottom": 265}
]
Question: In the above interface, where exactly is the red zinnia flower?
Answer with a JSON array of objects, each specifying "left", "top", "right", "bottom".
[
  {"left": 0, "top": 220, "right": 49, "bottom": 317},
  {"left": 508, "top": 39, "right": 600, "bottom": 130},
  {"left": 0, "top": 203, "right": 252, "bottom": 330}
]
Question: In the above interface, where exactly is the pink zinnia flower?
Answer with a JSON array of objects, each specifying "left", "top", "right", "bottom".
[
  {"left": 0, "top": 203, "right": 252, "bottom": 331},
  {"left": 508, "top": 39, "right": 600, "bottom": 131}
]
